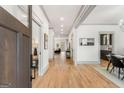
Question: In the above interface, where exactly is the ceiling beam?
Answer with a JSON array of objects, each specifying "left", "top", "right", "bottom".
[
  {"left": 74, "top": 5, "right": 96, "bottom": 28},
  {"left": 68, "top": 5, "right": 96, "bottom": 36},
  {"left": 67, "top": 5, "right": 84, "bottom": 35},
  {"left": 40, "top": 5, "right": 54, "bottom": 29}
]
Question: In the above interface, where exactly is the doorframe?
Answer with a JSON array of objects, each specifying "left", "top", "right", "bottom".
[
  {"left": 98, "top": 31, "right": 115, "bottom": 63},
  {"left": 32, "top": 10, "right": 44, "bottom": 76},
  {"left": 32, "top": 18, "right": 43, "bottom": 76},
  {"left": 28, "top": 5, "right": 32, "bottom": 88}
]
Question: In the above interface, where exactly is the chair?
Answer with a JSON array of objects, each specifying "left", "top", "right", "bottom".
[
  {"left": 106, "top": 53, "right": 114, "bottom": 71},
  {"left": 54, "top": 48, "right": 61, "bottom": 54},
  {"left": 121, "top": 58, "right": 124, "bottom": 80},
  {"left": 110, "top": 56, "right": 124, "bottom": 79}
]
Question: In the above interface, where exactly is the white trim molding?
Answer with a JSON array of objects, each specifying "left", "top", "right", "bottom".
[{"left": 74, "top": 5, "right": 96, "bottom": 28}]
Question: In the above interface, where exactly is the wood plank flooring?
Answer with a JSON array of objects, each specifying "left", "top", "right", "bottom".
[
  {"left": 32, "top": 52, "right": 118, "bottom": 88},
  {"left": 100, "top": 59, "right": 112, "bottom": 67}
]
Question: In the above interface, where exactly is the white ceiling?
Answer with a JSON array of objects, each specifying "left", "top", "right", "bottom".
[
  {"left": 82, "top": 5, "right": 124, "bottom": 25},
  {"left": 43, "top": 5, "right": 82, "bottom": 37}
]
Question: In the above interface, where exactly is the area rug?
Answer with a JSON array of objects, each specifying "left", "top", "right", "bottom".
[{"left": 94, "top": 65, "right": 124, "bottom": 88}]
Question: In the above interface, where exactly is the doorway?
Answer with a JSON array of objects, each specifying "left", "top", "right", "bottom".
[
  {"left": 99, "top": 32, "right": 113, "bottom": 67},
  {"left": 60, "top": 42, "right": 65, "bottom": 52}
]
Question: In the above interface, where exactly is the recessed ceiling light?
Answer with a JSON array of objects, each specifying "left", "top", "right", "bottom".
[
  {"left": 60, "top": 17, "right": 64, "bottom": 21},
  {"left": 61, "top": 25, "right": 64, "bottom": 27},
  {"left": 61, "top": 29, "right": 63, "bottom": 31}
]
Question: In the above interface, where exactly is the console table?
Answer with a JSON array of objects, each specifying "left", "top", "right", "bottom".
[
  {"left": 32, "top": 56, "right": 38, "bottom": 79},
  {"left": 66, "top": 50, "right": 70, "bottom": 58}
]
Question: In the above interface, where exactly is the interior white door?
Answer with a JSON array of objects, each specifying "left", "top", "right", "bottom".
[{"left": 32, "top": 20, "right": 42, "bottom": 75}]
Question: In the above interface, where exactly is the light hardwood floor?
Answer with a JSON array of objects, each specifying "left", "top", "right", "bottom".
[
  {"left": 32, "top": 52, "right": 118, "bottom": 88},
  {"left": 100, "top": 59, "right": 112, "bottom": 67}
]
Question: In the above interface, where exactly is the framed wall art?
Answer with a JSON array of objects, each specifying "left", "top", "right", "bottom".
[
  {"left": 79, "top": 38, "right": 95, "bottom": 46},
  {"left": 44, "top": 33, "right": 48, "bottom": 49}
]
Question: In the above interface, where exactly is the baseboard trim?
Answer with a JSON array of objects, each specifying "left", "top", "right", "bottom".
[
  {"left": 77, "top": 61, "right": 99, "bottom": 64},
  {"left": 40, "top": 63, "right": 49, "bottom": 76}
]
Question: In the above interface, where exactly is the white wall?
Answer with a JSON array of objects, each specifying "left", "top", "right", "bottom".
[
  {"left": 68, "top": 27, "right": 77, "bottom": 65},
  {"left": 73, "top": 25, "right": 124, "bottom": 64},
  {"left": 32, "top": 6, "right": 49, "bottom": 75},
  {"left": 49, "top": 29, "right": 54, "bottom": 59},
  {"left": 76, "top": 26, "right": 99, "bottom": 64}
]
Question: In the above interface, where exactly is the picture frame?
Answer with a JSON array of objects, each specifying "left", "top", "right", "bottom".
[
  {"left": 79, "top": 38, "right": 95, "bottom": 46},
  {"left": 44, "top": 33, "right": 48, "bottom": 49}
]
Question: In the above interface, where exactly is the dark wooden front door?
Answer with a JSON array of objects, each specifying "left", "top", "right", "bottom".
[{"left": 0, "top": 7, "right": 32, "bottom": 88}]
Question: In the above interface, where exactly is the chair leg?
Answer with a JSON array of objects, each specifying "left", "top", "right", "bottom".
[
  {"left": 118, "top": 68, "right": 120, "bottom": 79},
  {"left": 121, "top": 76, "right": 124, "bottom": 80},
  {"left": 107, "top": 61, "right": 111, "bottom": 71},
  {"left": 122, "top": 68, "right": 124, "bottom": 71},
  {"left": 121, "top": 68, "right": 124, "bottom": 80},
  {"left": 110, "top": 66, "right": 114, "bottom": 73}
]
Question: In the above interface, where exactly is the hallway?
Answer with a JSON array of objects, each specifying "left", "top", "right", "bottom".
[
  {"left": 32, "top": 52, "right": 118, "bottom": 88},
  {"left": 1, "top": 5, "right": 124, "bottom": 88}
]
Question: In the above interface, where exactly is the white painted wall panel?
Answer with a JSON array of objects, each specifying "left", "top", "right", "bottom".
[
  {"left": 49, "top": 29, "right": 54, "bottom": 59},
  {"left": 32, "top": 6, "right": 49, "bottom": 75},
  {"left": 73, "top": 25, "right": 124, "bottom": 64}
]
